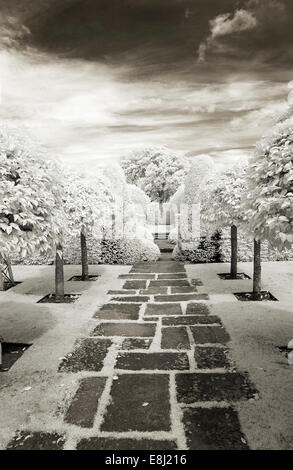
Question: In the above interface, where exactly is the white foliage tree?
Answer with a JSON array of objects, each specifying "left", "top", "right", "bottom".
[
  {"left": 63, "top": 170, "right": 113, "bottom": 281},
  {"left": 180, "top": 155, "right": 214, "bottom": 243},
  {"left": 121, "top": 146, "right": 189, "bottom": 203},
  {"left": 201, "top": 162, "right": 248, "bottom": 278},
  {"left": 0, "top": 126, "right": 64, "bottom": 290},
  {"left": 243, "top": 90, "right": 293, "bottom": 298}
]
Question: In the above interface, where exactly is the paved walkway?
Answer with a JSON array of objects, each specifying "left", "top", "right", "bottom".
[{"left": 6, "top": 255, "right": 257, "bottom": 450}]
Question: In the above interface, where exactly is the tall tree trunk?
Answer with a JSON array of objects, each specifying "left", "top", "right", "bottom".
[
  {"left": 80, "top": 231, "right": 89, "bottom": 281},
  {"left": 0, "top": 268, "right": 4, "bottom": 291},
  {"left": 6, "top": 258, "right": 15, "bottom": 284},
  {"left": 111, "top": 213, "right": 116, "bottom": 240},
  {"left": 230, "top": 225, "right": 238, "bottom": 279},
  {"left": 55, "top": 243, "right": 64, "bottom": 302},
  {"left": 252, "top": 239, "right": 262, "bottom": 300}
]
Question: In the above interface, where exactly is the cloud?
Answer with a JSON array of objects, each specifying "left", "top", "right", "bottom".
[
  {"left": 0, "top": 4, "right": 291, "bottom": 173},
  {"left": 0, "top": 15, "right": 30, "bottom": 50},
  {"left": 210, "top": 10, "right": 258, "bottom": 39},
  {"left": 198, "top": 9, "right": 258, "bottom": 63}
]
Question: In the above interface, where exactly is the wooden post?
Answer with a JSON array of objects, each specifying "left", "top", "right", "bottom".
[
  {"left": 55, "top": 243, "right": 64, "bottom": 302},
  {"left": 230, "top": 225, "right": 238, "bottom": 279},
  {"left": 80, "top": 231, "right": 89, "bottom": 281},
  {"left": 252, "top": 239, "right": 262, "bottom": 300}
]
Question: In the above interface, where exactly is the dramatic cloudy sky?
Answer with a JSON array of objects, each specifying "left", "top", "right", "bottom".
[{"left": 0, "top": 0, "right": 292, "bottom": 170}]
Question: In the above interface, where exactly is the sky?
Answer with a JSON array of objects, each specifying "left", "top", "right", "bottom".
[{"left": 0, "top": 0, "right": 292, "bottom": 171}]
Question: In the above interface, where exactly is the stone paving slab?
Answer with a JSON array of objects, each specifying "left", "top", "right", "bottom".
[
  {"left": 77, "top": 437, "right": 177, "bottom": 450},
  {"left": 116, "top": 352, "right": 190, "bottom": 370},
  {"left": 92, "top": 322, "right": 156, "bottom": 337},
  {"left": 12, "top": 257, "right": 258, "bottom": 451},
  {"left": 154, "top": 294, "right": 209, "bottom": 302},
  {"left": 158, "top": 273, "right": 187, "bottom": 279},
  {"left": 191, "top": 279, "right": 204, "bottom": 286},
  {"left": 182, "top": 407, "right": 248, "bottom": 450},
  {"left": 161, "top": 327, "right": 190, "bottom": 349},
  {"left": 194, "top": 347, "right": 230, "bottom": 369},
  {"left": 107, "top": 290, "right": 137, "bottom": 295},
  {"left": 145, "top": 303, "right": 183, "bottom": 316},
  {"left": 190, "top": 326, "right": 230, "bottom": 344},
  {"left": 101, "top": 374, "right": 171, "bottom": 432},
  {"left": 140, "top": 287, "right": 168, "bottom": 295},
  {"left": 119, "top": 274, "right": 155, "bottom": 279},
  {"left": 59, "top": 338, "right": 111, "bottom": 372},
  {"left": 64, "top": 377, "right": 106, "bottom": 427},
  {"left": 149, "top": 279, "right": 190, "bottom": 287},
  {"left": 94, "top": 303, "right": 141, "bottom": 320},
  {"left": 170, "top": 286, "right": 198, "bottom": 293},
  {"left": 123, "top": 280, "right": 147, "bottom": 289},
  {"left": 186, "top": 303, "right": 210, "bottom": 315},
  {"left": 111, "top": 296, "right": 149, "bottom": 303},
  {"left": 130, "top": 261, "right": 185, "bottom": 273},
  {"left": 7, "top": 431, "right": 65, "bottom": 450},
  {"left": 162, "top": 316, "right": 222, "bottom": 326},
  {"left": 176, "top": 373, "right": 257, "bottom": 403},
  {"left": 121, "top": 338, "right": 152, "bottom": 350}
]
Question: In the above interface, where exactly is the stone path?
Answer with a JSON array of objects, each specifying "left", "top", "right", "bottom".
[{"left": 6, "top": 257, "right": 258, "bottom": 450}]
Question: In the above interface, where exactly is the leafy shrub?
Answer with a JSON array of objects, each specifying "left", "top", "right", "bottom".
[
  {"left": 173, "top": 232, "right": 222, "bottom": 263},
  {"left": 98, "top": 238, "right": 160, "bottom": 264},
  {"left": 168, "top": 226, "right": 179, "bottom": 244},
  {"left": 220, "top": 228, "right": 293, "bottom": 262}
]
